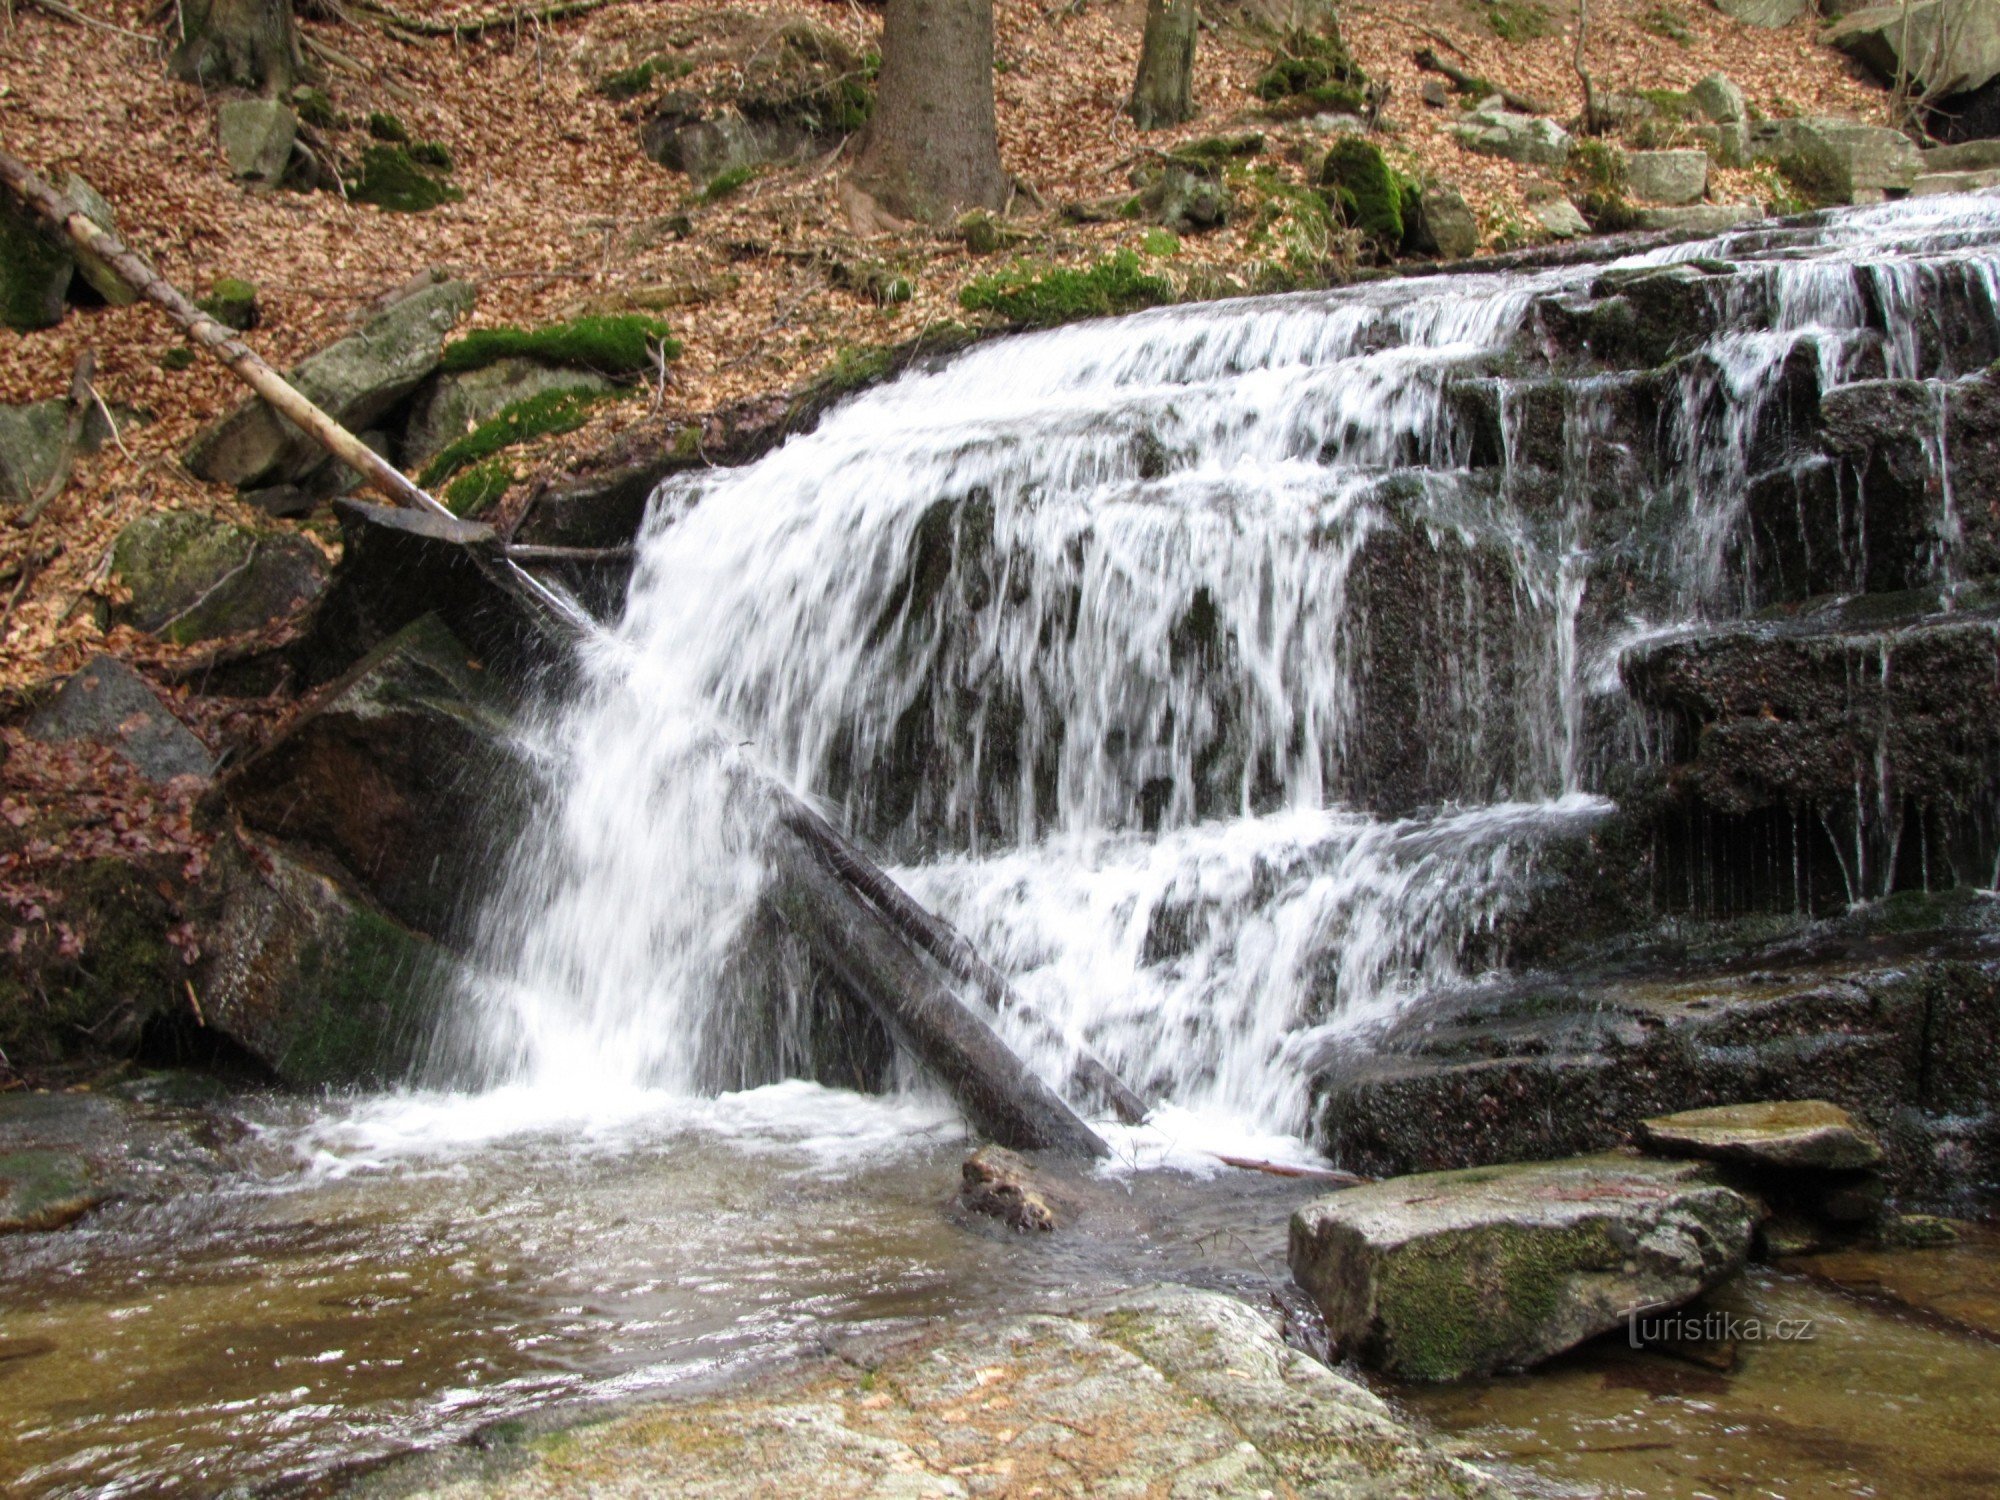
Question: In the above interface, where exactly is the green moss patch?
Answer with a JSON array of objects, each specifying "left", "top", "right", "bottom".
[
  {"left": 367, "top": 110, "right": 409, "bottom": 143},
  {"left": 1473, "top": 0, "right": 1554, "bottom": 41},
  {"left": 1255, "top": 25, "right": 1369, "bottom": 118},
  {"left": 1639, "top": 2, "right": 1694, "bottom": 45},
  {"left": 596, "top": 53, "right": 693, "bottom": 101},
  {"left": 442, "top": 314, "right": 682, "bottom": 376},
  {"left": 700, "top": 165, "right": 760, "bottom": 202},
  {"left": 1166, "top": 133, "right": 1264, "bottom": 171},
  {"left": 195, "top": 276, "right": 259, "bottom": 331},
  {"left": 443, "top": 457, "right": 516, "bottom": 516},
  {"left": 959, "top": 251, "right": 1173, "bottom": 328},
  {"left": 419, "top": 387, "right": 617, "bottom": 487},
  {"left": 346, "top": 144, "right": 463, "bottom": 213},
  {"left": 1319, "top": 136, "right": 1406, "bottom": 250}
]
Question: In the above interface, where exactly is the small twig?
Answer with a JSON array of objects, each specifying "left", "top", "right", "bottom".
[
  {"left": 85, "top": 380, "right": 130, "bottom": 460},
  {"left": 23, "top": 0, "right": 157, "bottom": 42}
]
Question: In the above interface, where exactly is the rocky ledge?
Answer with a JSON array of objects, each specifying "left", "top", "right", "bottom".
[{"left": 347, "top": 1285, "right": 1514, "bottom": 1498}]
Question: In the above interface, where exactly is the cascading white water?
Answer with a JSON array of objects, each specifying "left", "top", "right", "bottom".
[{"left": 437, "top": 194, "right": 2000, "bottom": 1150}]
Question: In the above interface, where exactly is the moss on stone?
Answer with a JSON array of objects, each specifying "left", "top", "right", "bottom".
[
  {"left": 958, "top": 251, "right": 1173, "bottom": 328},
  {"left": 346, "top": 144, "right": 463, "bottom": 213},
  {"left": 410, "top": 141, "right": 454, "bottom": 172},
  {"left": 443, "top": 456, "right": 514, "bottom": 516},
  {"left": 195, "top": 276, "right": 259, "bottom": 331},
  {"left": 272, "top": 904, "right": 452, "bottom": 1089},
  {"left": 595, "top": 53, "right": 693, "bottom": 100},
  {"left": 292, "top": 87, "right": 341, "bottom": 129},
  {"left": 159, "top": 346, "right": 198, "bottom": 372},
  {"left": 367, "top": 110, "right": 410, "bottom": 143},
  {"left": 700, "top": 164, "right": 759, "bottom": 202},
  {"left": 1319, "top": 136, "right": 1405, "bottom": 249},
  {"left": 1254, "top": 25, "right": 1368, "bottom": 113},
  {"left": 442, "top": 314, "right": 682, "bottom": 376},
  {"left": 418, "top": 386, "right": 616, "bottom": 487},
  {"left": 1165, "top": 133, "right": 1264, "bottom": 170},
  {"left": 2, "top": 196, "right": 72, "bottom": 332}
]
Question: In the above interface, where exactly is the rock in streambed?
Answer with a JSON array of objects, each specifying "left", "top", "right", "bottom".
[
  {"left": 1290, "top": 1152, "right": 1759, "bottom": 1381},
  {"left": 349, "top": 1284, "right": 1515, "bottom": 1497}
]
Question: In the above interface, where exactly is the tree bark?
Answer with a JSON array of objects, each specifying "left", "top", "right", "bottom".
[
  {"left": 170, "top": 0, "right": 302, "bottom": 96},
  {"left": 850, "top": 0, "right": 1007, "bottom": 224},
  {"left": 1128, "top": 0, "right": 1198, "bottom": 132},
  {"left": 767, "top": 826, "right": 1109, "bottom": 1157}
]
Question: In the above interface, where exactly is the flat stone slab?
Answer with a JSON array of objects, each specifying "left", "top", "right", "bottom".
[
  {"left": 354, "top": 1286, "right": 1514, "bottom": 1497},
  {"left": 1912, "top": 168, "right": 2000, "bottom": 196},
  {"left": 1637, "top": 1099, "right": 1885, "bottom": 1171},
  {"left": 1291, "top": 1153, "right": 1757, "bottom": 1381}
]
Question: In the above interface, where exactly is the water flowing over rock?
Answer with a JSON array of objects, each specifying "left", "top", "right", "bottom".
[{"left": 437, "top": 196, "right": 2000, "bottom": 1169}]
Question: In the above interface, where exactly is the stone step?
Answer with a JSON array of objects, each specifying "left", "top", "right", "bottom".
[{"left": 1911, "top": 168, "right": 2000, "bottom": 196}]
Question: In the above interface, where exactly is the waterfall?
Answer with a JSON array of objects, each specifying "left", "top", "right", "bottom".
[{"left": 433, "top": 195, "right": 2000, "bottom": 1148}]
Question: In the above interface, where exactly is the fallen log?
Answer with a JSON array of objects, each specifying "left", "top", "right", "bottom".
[
  {"left": 767, "top": 827, "right": 1109, "bottom": 1157},
  {"left": 1413, "top": 47, "right": 1553, "bottom": 118}
]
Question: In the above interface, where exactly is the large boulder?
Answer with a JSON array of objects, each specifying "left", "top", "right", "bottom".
[
  {"left": 199, "top": 832, "right": 453, "bottom": 1088},
  {"left": 354, "top": 1285, "right": 1515, "bottom": 1497},
  {"left": 223, "top": 612, "right": 521, "bottom": 940},
  {"left": 185, "top": 275, "right": 474, "bottom": 489},
  {"left": 1750, "top": 117, "right": 1921, "bottom": 202},
  {"left": 1, "top": 193, "right": 72, "bottom": 331},
  {"left": 217, "top": 98, "right": 297, "bottom": 184},
  {"left": 25, "top": 655, "right": 214, "bottom": 782},
  {"left": 109, "top": 509, "right": 328, "bottom": 644},
  {"left": 1453, "top": 108, "right": 1571, "bottom": 169},
  {"left": 1290, "top": 1153, "right": 1758, "bottom": 1380},
  {"left": 1626, "top": 149, "right": 1709, "bottom": 205},
  {"left": 1831, "top": 0, "right": 2000, "bottom": 99},
  {"left": 1691, "top": 74, "right": 1748, "bottom": 124}
]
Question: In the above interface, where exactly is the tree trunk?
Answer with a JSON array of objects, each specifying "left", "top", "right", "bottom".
[
  {"left": 170, "top": 0, "right": 302, "bottom": 96},
  {"left": 1128, "top": 0, "right": 1198, "bottom": 131},
  {"left": 850, "top": 0, "right": 1007, "bottom": 224},
  {"left": 767, "top": 827, "right": 1109, "bottom": 1157}
]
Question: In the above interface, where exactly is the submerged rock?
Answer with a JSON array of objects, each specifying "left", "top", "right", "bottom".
[
  {"left": 1290, "top": 1153, "right": 1758, "bottom": 1381},
  {"left": 958, "top": 1144, "right": 1056, "bottom": 1231},
  {"left": 352, "top": 1285, "right": 1513, "bottom": 1497},
  {"left": 225, "top": 612, "right": 521, "bottom": 942},
  {"left": 1638, "top": 1100, "right": 1886, "bottom": 1172},
  {"left": 26, "top": 655, "right": 214, "bottom": 782}
]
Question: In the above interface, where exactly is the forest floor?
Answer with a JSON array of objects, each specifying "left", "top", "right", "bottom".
[{"left": 0, "top": 0, "right": 1893, "bottom": 949}]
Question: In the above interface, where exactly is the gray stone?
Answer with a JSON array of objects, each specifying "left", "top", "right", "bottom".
[
  {"left": 1638, "top": 1100, "right": 1888, "bottom": 1171},
  {"left": 109, "top": 509, "right": 328, "bottom": 644},
  {"left": 0, "top": 400, "right": 68, "bottom": 510},
  {"left": 350, "top": 1285, "right": 1515, "bottom": 1498},
  {"left": 1831, "top": 0, "right": 2000, "bottom": 98},
  {"left": 1750, "top": 117, "right": 1921, "bottom": 202},
  {"left": 1924, "top": 137, "right": 2000, "bottom": 172},
  {"left": 1691, "top": 73, "right": 1747, "bottom": 124},
  {"left": 1410, "top": 183, "right": 1481, "bottom": 259},
  {"left": 1713, "top": 121, "right": 1749, "bottom": 168},
  {"left": 1421, "top": 77, "right": 1451, "bottom": 108},
  {"left": 1913, "top": 168, "right": 2000, "bottom": 194},
  {"left": 200, "top": 832, "right": 455, "bottom": 1088},
  {"left": 1290, "top": 1153, "right": 1758, "bottom": 1381},
  {"left": 1627, "top": 149, "right": 1710, "bottom": 205},
  {"left": 218, "top": 98, "right": 296, "bottom": 183},
  {"left": 185, "top": 276, "right": 473, "bottom": 488},
  {"left": 1453, "top": 111, "right": 1571, "bottom": 169},
  {"left": 402, "top": 358, "right": 615, "bottom": 468},
  {"left": 25, "top": 655, "right": 213, "bottom": 782},
  {"left": 1, "top": 194, "right": 72, "bottom": 332},
  {"left": 57, "top": 174, "right": 135, "bottom": 306},
  {"left": 223, "top": 612, "right": 521, "bottom": 940},
  {"left": 1713, "top": 0, "right": 1808, "bottom": 26},
  {"left": 1631, "top": 201, "right": 1762, "bottom": 232},
  {"left": 1529, "top": 195, "right": 1591, "bottom": 238},
  {"left": 639, "top": 110, "right": 817, "bottom": 183}
]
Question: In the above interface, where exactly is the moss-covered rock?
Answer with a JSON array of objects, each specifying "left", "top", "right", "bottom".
[
  {"left": 1, "top": 194, "right": 73, "bottom": 331},
  {"left": 1319, "top": 136, "right": 1405, "bottom": 251},
  {"left": 441, "top": 314, "right": 680, "bottom": 377},
  {"left": 404, "top": 358, "right": 617, "bottom": 469},
  {"left": 346, "top": 144, "right": 462, "bottom": 213},
  {"left": 417, "top": 386, "right": 616, "bottom": 488},
  {"left": 959, "top": 251, "right": 1173, "bottom": 328},
  {"left": 1254, "top": 24, "right": 1371, "bottom": 118},
  {"left": 110, "top": 510, "right": 329, "bottom": 645},
  {"left": 195, "top": 276, "right": 260, "bottom": 331},
  {"left": 1291, "top": 1153, "right": 1757, "bottom": 1380}
]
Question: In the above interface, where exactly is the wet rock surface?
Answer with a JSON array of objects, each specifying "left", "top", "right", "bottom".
[
  {"left": 1637, "top": 1099, "right": 1886, "bottom": 1172},
  {"left": 353, "top": 1285, "right": 1514, "bottom": 1498},
  {"left": 1290, "top": 1153, "right": 1757, "bottom": 1381}
]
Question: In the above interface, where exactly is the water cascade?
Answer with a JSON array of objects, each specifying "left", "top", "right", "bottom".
[{"left": 436, "top": 197, "right": 2000, "bottom": 1147}]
